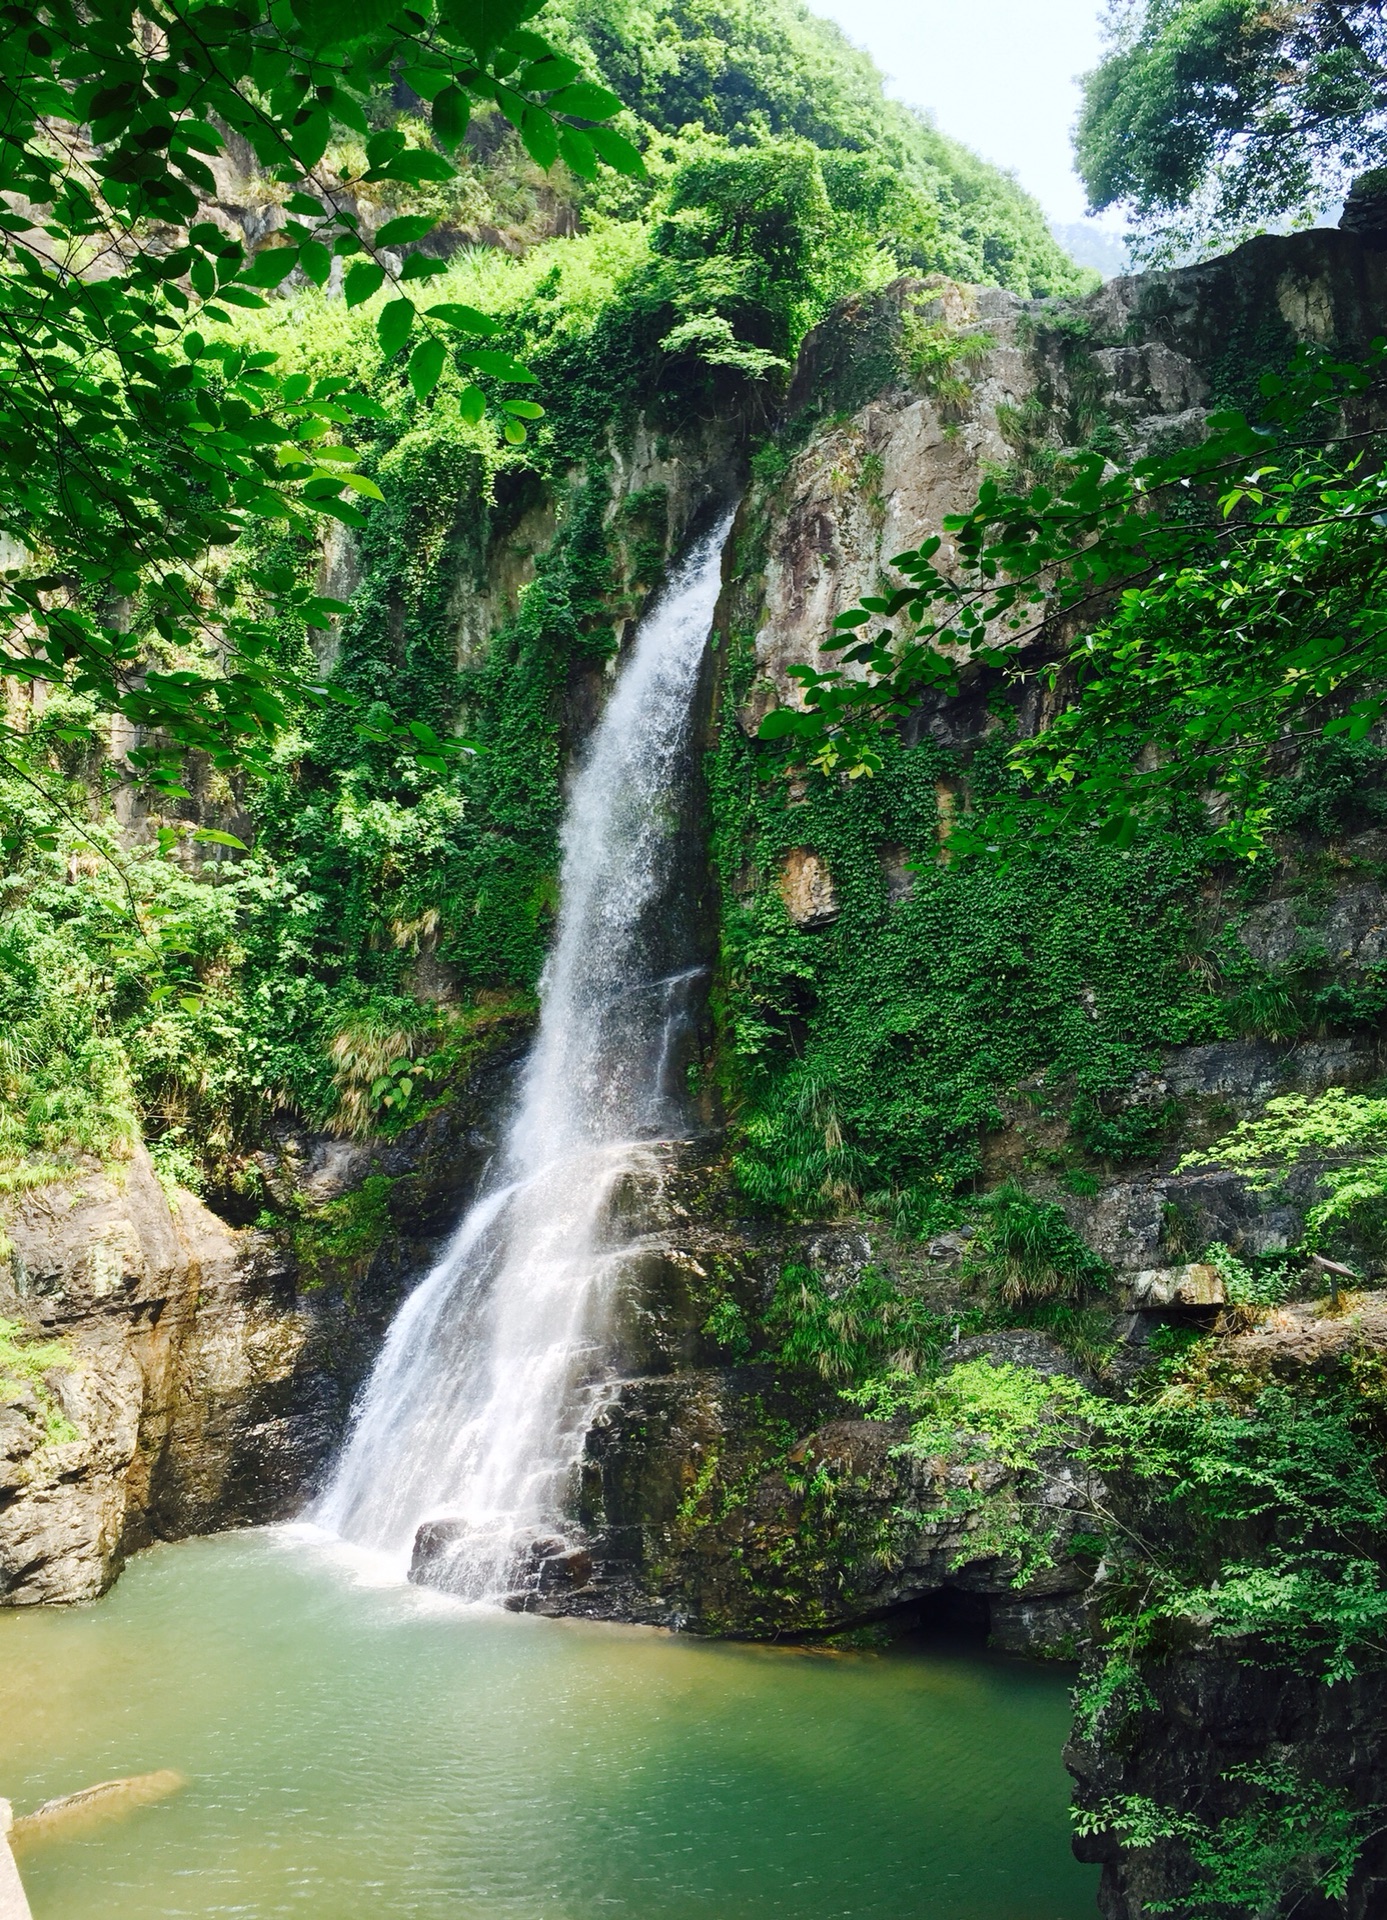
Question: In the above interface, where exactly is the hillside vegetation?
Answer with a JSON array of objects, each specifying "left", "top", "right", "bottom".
[{"left": 0, "top": 0, "right": 1087, "bottom": 1216}]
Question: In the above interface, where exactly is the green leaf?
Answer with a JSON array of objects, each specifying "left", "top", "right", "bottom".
[
  {"left": 587, "top": 125, "right": 646, "bottom": 176},
  {"left": 292, "top": 0, "right": 397, "bottom": 45},
  {"left": 427, "top": 303, "right": 501, "bottom": 336},
  {"left": 409, "top": 336, "right": 447, "bottom": 400},
  {"left": 179, "top": 997, "right": 203, "bottom": 1016},
  {"left": 547, "top": 81, "right": 623, "bottom": 121},
  {"left": 401, "top": 253, "right": 447, "bottom": 280},
  {"left": 366, "top": 128, "right": 408, "bottom": 169},
  {"left": 302, "top": 496, "right": 368, "bottom": 528},
  {"left": 502, "top": 398, "right": 544, "bottom": 418},
  {"left": 240, "top": 242, "right": 299, "bottom": 288},
  {"left": 375, "top": 215, "right": 439, "bottom": 247},
  {"left": 438, "top": 0, "right": 543, "bottom": 58},
  {"left": 457, "top": 383, "right": 487, "bottom": 423},
  {"left": 520, "top": 105, "right": 560, "bottom": 170},
  {"left": 432, "top": 85, "right": 471, "bottom": 151},
  {"left": 494, "top": 87, "right": 525, "bottom": 132},
  {"left": 285, "top": 192, "right": 326, "bottom": 217},
  {"left": 558, "top": 126, "right": 596, "bottom": 179},
  {"left": 299, "top": 239, "right": 332, "bottom": 286},
  {"left": 370, "top": 150, "right": 456, "bottom": 185},
  {"left": 503, "top": 417, "right": 527, "bottom": 444},
  {"left": 377, "top": 298, "right": 415, "bottom": 358},
  {"left": 455, "top": 348, "right": 536, "bottom": 381},
  {"left": 757, "top": 707, "right": 810, "bottom": 741},
  {"left": 336, "top": 391, "right": 390, "bottom": 419},
  {"left": 292, "top": 109, "right": 333, "bottom": 172},
  {"left": 215, "top": 285, "right": 267, "bottom": 308},
  {"left": 344, "top": 260, "right": 386, "bottom": 307},
  {"left": 337, "top": 472, "right": 385, "bottom": 499},
  {"left": 192, "top": 828, "right": 249, "bottom": 849},
  {"left": 518, "top": 55, "right": 580, "bottom": 90},
  {"left": 401, "top": 65, "right": 453, "bottom": 102}
]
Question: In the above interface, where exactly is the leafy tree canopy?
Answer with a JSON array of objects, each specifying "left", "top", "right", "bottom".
[
  {"left": 0, "top": 0, "right": 640, "bottom": 821},
  {"left": 553, "top": 0, "right": 1086, "bottom": 297},
  {"left": 1076, "top": 0, "right": 1387, "bottom": 260}
]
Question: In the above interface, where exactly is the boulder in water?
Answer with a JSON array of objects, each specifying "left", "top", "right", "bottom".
[
  {"left": 9, "top": 1771, "right": 187, "bottom": 1847},
  {"left": 411, "top": 1518, "right": 594, "bottom": 1604}
]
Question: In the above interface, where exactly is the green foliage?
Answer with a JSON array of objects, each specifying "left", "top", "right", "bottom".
[
  {"left": 552, "top": 0, "right": 1089, "bottom": 299},
  {"left": 856, "top": 1357, "right": 1101, "bottom": 1580},
  {"left": 965, "top": 1180, "right": 1111, "bottom": 1307},
  {"left": 1092, "top": 1380, "right": 1387, "bottom": 1682},
  {"left": 1179, "top": 1088, "right": 1387, "bottom": 1266},
  {"left": 291, "top": 1173, "right": 396, "bottom": 1291},
  {"left": 759, "top": 342, "right": 1387, "bottom": 861},
  {"left": 898, "top": 305, "right": 995, "bottom": 418},
  {"left": 0, "top": 0, "right": 639, "bottom": 815},
  {"left": 713, "top": 652, "right": 1228, "bottom": 1216},
  {"left": 1076, "top": 1, "right": 1387, "bottom": 263},
  {"left": 878, "top": 1356, "right": 1097, "bottom": 1467},
  {"left": 760, "top": 1262, "right": 959, "bottom": 1381},
  {"left": 1076, "top": 1764, "right": 1378, "bottom": 1917},
  {"left": 0, "top": 1318, "right": 79, "bottom": 1444},
  {"left": 1204, "top": 1241, "right": 1294, "bottom": 1311}
]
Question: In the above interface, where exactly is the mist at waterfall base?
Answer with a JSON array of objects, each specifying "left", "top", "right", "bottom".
[{"left": 318, "top": 520, "right": 729, "bottom": 1596}]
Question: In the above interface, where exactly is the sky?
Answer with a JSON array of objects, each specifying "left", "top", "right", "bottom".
[{"left": 807, "top": 0, "right": 1115, "bottom": 226}]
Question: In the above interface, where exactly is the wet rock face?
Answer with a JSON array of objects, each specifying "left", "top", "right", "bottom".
[
  {"left": 556, "top": 1339, "right": 1101, "bottom": 1650},
  {"left": 1070, "top": 1643, "right": 1387, "bottom": 1920},
  {"left": 410, "top": 1519, "right": 594, "bottom": 1611}
]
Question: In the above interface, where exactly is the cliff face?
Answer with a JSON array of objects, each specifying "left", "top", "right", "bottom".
[{"left": 0, "top": 1056, "right": 518, "bottom": 1602}]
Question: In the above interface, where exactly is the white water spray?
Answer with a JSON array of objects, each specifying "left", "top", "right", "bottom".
[{"left": 318, "top": 517, "right": 731, "bottom": 1597}]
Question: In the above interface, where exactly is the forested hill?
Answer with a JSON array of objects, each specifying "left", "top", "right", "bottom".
[
  {"left": 385, "top": 0, "right": 1089, "bottom": 299},
  {"left": 562, "top": 0, "right": 1087, "bottom": 296}
]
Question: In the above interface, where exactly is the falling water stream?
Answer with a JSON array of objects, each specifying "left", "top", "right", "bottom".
[{"left": 318, "top": 517, "right": 732, "bottom": 1594}]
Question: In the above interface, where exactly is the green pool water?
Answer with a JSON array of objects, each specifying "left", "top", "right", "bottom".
[{"left": 0, "top": 1529, "right": 1097, "bottom": 1919}]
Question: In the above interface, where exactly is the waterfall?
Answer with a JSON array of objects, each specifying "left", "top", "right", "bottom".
[{"left": 317, "top": 516, "right": 731, "bottom": 1599}]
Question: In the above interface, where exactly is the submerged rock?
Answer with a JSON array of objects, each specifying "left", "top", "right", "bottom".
[{"left": 9, "top": 1771, "right": 187, "bottom": 1847}]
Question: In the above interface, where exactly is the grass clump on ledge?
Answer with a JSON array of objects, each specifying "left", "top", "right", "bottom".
[{"left": 0, "top": 1319, "right": 80, "bottom": 1446}]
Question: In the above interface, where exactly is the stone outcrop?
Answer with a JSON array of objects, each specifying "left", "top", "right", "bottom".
[
  {"left": 566, "top": 1340, "right": 1101, "bottom": 1647},
  {"left": 741, "top": 229, "right": 1387, "bottom": 737},
  {"left": 0, "top": 1145, "right": 204, "bottom": 1604},
  {"left": 0, "top": 1052, "right": 517, "bottom": 1603},
  {"left": 776, "top": 847, "right": 840, "bottom": 928}
]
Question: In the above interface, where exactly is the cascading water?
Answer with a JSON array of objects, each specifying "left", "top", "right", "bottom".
[{"left": 317, "top": 515, "right": 732, "bottom": 1600}]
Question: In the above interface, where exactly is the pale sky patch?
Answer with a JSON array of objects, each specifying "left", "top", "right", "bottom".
[{"left": 807, "top": 0, "right": 1118, "bottom": 227}]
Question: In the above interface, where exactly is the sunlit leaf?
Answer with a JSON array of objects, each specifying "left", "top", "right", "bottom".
[
  {"left": 344, "top": 260, "right": 386, "bottom": 307},
  {"left": 408, "top": 335, "right": 447, "bottom": 399},
  {"left": 377, "top": 297, "right": 415, "bottom": 358}
]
